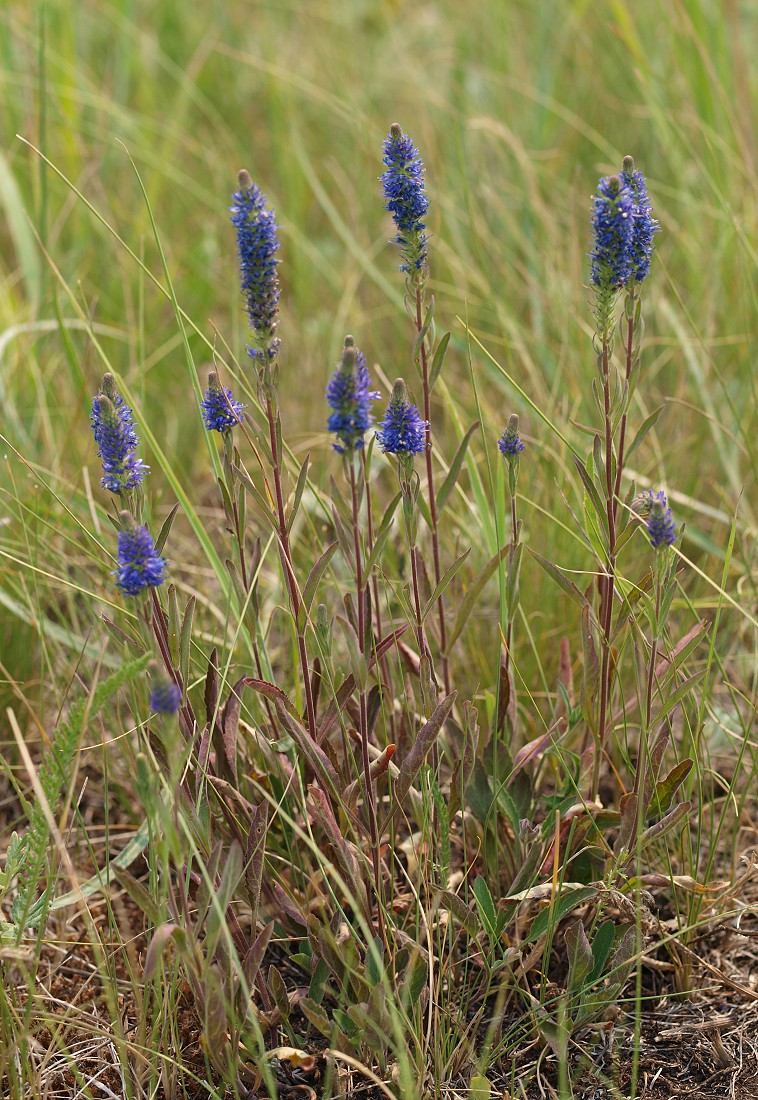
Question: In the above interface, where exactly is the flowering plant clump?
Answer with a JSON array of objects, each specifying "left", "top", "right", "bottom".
[
  {"left": 201, "top": 371, "right": 245, "bottom": 433},
  {"left": 90, "top": 373, "right": 149, "bottom": 494},
  {"left": 230, "top": 169, "right": 281, "bottom": 366},
  {"left": 58, "top": 130, "right": 718, "bottom": 1100},
  {"left": 381, "top": 123, "right": 430, "bottom": 277},
  {"left": 326, "top": 336, "right": 380, "bottom": 454},
  {"left": 113, "top": 516, "right": 167, "bottom": 596}
]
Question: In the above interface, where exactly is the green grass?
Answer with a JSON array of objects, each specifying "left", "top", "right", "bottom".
[{"left": 1, "top": 1, "right": 757, "bottom": 1097}]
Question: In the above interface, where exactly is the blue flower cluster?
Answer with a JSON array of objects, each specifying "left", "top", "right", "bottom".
[
  {"left": 149, "top": 676, "right": 182, "bottom": 715},
  {"left": 591, "top": 160, "right": 658, "bottom": 292},
  {"left": 590, "top": 175, "right": 634, "bottom": 291},
  {"left": 376, "top": 379, "right": 427, "bottom": 457},
  {"left": 643, "top": 489, "right": 678, "bottom": 549},
  {"left": 231, "top": 170, "right": 281, "bottom": 364},
  {"left": 114, "top": 520, "right": 167, "bottom": 596},
  {"left": 201, "top": 372, "right": 246, "bottom": 433},
  {"left": 498, "top": 415, "right": 525, "bottom": 459},
  {"left": 620, "top": 157, "right": 660, "bottom": 284},
  {"left": 381, "top": 124, "right": 429, "bottom": 276},
  {"left": 326, "top": 337, "right": 380, "bottom": 454},
  {"left": 90, "top": 374, "right": 149, "bottom": 494}
]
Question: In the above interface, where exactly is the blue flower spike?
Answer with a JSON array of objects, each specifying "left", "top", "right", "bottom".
[
  {"left": 231, "top": 169, "right": 281, "bottom": 387},
  {"left": 498, "top": 414, "right": 525, "bottom": 461},
  {"left": 376, "top": 378, "right": 427, "bottom": 461},
  {"left": 113, "top": 512, "right": 167, "bottom": 597},
  {"left": 643, "top": 489, "right": 678, "bottom": 551},
  {"left": 202, "top": 371, "right": 246, "bottom": 433},
  {"left": 149, "top": 674, "right": 182, "bottom": 716},
  {"left": 326, "top": 336, "right": 380, "bottom": 456},
  {"left": 590, "top": 174, "right": 634, "bottom": 292},
  {"left": 90, "top": 373, "right": 149, "bottom": 495},
  {"left": 498, "top": 413, "right": 525, "bottom": 496},
  {"left": 381, "top": 123, "right": 430, "bottom": 283},
  {"left": 620, "top": 155, "right": 660, "bottom": 285}
]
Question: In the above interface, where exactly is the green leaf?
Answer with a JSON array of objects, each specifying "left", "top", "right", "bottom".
[
  {"left": 429, "top": 330, "right": 451, "bottom": 390},
  {"left": 299, "top": 541, "right": 338, "bottom": 629},
  {"left": 437, "top": 422, "right": 479, "bottom": 514},
  {"left": 525, "top": 887, "right": 598, "bottom": 945},
  {"left": 565, "top": 920, "right": 594, "bottom": 993},
  {"left": 654, "top": 671, "right": 707, "bottom": 723},
  {"left": 142, "top": 923, "right": 187, "bottom": 981},
  {"left": 363, "top": 490, "right": 401, "bottom": 577},
  {"left": 422, "top": 548, "right": 470, "bottom": 621},
  {"left": 286, "top": 454, "right": 311, "bottom": 534},
  {"left": 472, "top": 876, "right": 498, "bottom": 939},
  {"left": 573, "top": 455, "right": 607, "bottom": 528},
  {"left": 651, "top": 758, "right": 694, "bottom": 814},
  {"left": 380, "top": 692, "right": 457, "bottom": 834},
  {"left": 180, "top": 595, "right": 196, "bottom": 693},
  {"left": 588, "top": 919, "right": 617, "bottom": 985},
  {"left": 300, "top": 996, "right": 333, "bottom": 1038},
  {"left": 639, "top": 800, "right": 691, "bottom": 850},
  {"left": 625, "top": 404, "right": 665, "bottom": 462},
  {"left": 469, "top": 1076, "right": 492, "bottom": 1100},
  {"left": 528, "top": 549, "right": 588, "bottom": 609},
  {"left": 234, "top": 466, "right": 278, "bottom": 532},
  {"left": 154, "top": 502, "right": 180, "bottom": 554},
  {"left": 445, "top": 545, "right": 508, "bottom": 653}
]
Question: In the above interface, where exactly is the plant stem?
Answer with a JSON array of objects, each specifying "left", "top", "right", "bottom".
[
  {"left": 265, "top": 395, "right": 317, "bottom": 742},
  {"left": 613, "top": 290, "right": 638, "bottom": 523},
  {"left": 362, "top": 450, "right": 396, "bottom": 744},
  {"left": 593, "top": 336, "right": 617, "bottom": 801},
  {"left": 349, "top": 460, "right": 386, "bottom": 947},
  {"left": 415, "top": 287, "right": 450, "bottom": 695}
]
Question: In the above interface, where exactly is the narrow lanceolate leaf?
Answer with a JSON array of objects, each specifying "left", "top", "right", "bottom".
[
  {"left": 640, "top": 800, "right": 691, "bottom": 849},
  {"left": 472, "top": 876, "right": 498, "bottom": 939},
  {"left": 625, "top": 403, "right": 665, "bottom": 462},
  {"left": 653, "top": 670, "right": 707, "bottom": 723},
  {"left": 445, "top": 546, "right": 508, "bottom": 654},
  {"left": 143, "top": 923, "right": 188, "bottom": 981},
  {"left": 342, "top": 745, "right": 396, "bottom": 812},
  {"left": 220, "top": 677, "right": 247, "bottom": 785},
  {"left": 286, "top": 453, "right": 311, "bottom": 534},
  {"left": 528, "top": 549, "right": 588, "bottom": 609},
  {"left": 299, "top": 542, "right": 338, "bottom": 630},
  {"left": 309, "top": 784, "right": 369, "bottom": 920},
  {"left": 429, "top": 330, "right": 451, "bottom": 391},
  {"left": 204, "top": 648, "right": 220, "bottom": 728},
  {"left": 316, "top": 626, "right": 407, "bottom": 742},
  {"left": 179, "top": 595, "right": 196, "bottom": 695},
  {"left": 652, "top": 759, "right": 694, "bottom": 814},
  {"left": 241, "top": 676, "right": 300, "bottom": 719},
  {"left": 154, "top": 502, "right": 181, "bottom": 554},
  {"left": 565, "top": 920, "right": 594, "bottom": 993},
  {"left": 233, "top": 465, "right": 278, "bottom": 532},
  {"left": 243, "top": 921, "right": 274, "bottom": 988},
  {"left": 524, "top": 886, "right": 598, "bottom": 945},
  {"left": 380, "top": 691, "right": 457, "bottom": 835},
  {"left": 437, "top": 422, "right": 479, "bottom": 514},
  {"left": 276, "top": 706, "right": 341, "bottom": 790},
  {"left": 422, "top": 548, "right": 471, "bottom": 621},
  {"left": 573, "top": 455, "right": 607, "bottom": 529}
]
